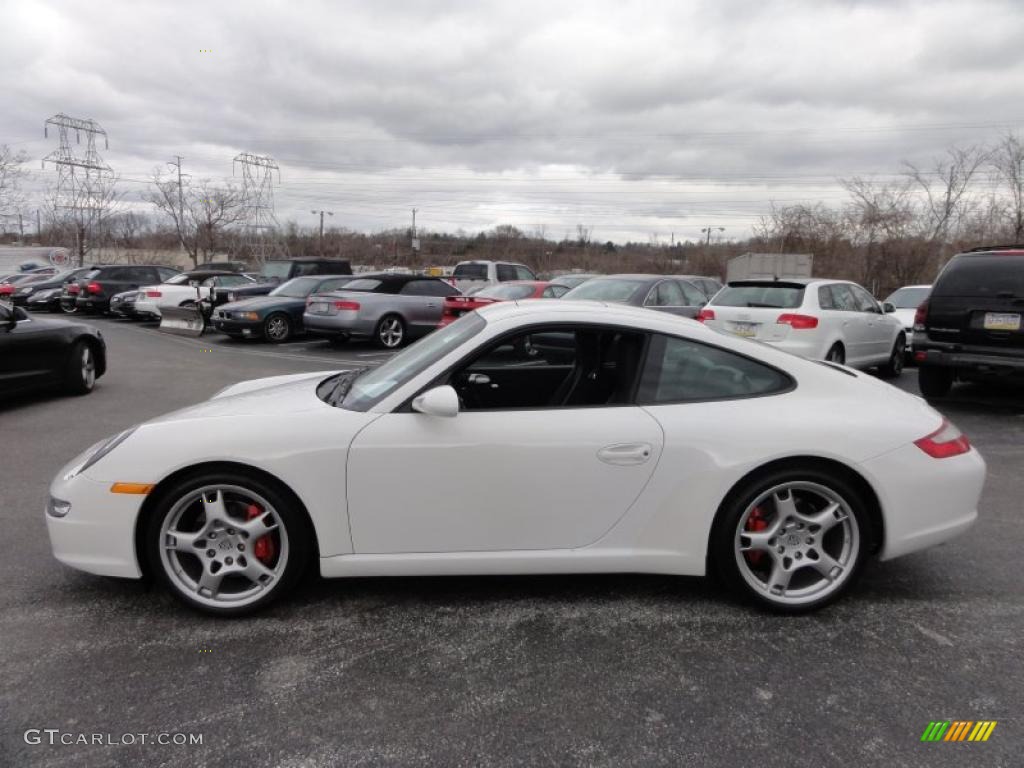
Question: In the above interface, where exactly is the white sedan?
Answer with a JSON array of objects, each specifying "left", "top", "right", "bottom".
[
  {"left": 699, "top": 278, "right": 906, "bottom": 374},
  {"left": 134, "top": 270, "right": 256, "bottom": 318},
  {"left": 45, "top": 301, "right": 985, "bottom": 615}
]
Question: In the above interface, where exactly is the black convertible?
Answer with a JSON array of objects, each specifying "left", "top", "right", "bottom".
[
  {"left": 212, "top": 274, "right": 354, "bottom": 342},
  {"left": 0, "top": 303, "right": 106, "bottom": 398}
]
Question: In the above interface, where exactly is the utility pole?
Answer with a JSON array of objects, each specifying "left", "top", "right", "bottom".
[
  {"left": 36, "top": 209, "right": 41, "bottom": 239},
  {"left": 18, "top": 213, "right": 24, "bottom": 241},
  {"left": 311, "top": 210, "right": 334, "bottom": 255},
  {"left": 411, "top": 208, "right": 419, "bottom": 254},
  {"left": 167, "top": 156, "right": 187, "bottom": 254},
  {"left": 701, "top": 226, "right": 725, "bottom": 248}
]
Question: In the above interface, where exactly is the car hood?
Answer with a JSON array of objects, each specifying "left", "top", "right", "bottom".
[
  {"left": 147, "top": 371, "right": 343, "bottom": 424},
  {"left": 21, "top": 315, "right": 100, "bottom": 335},
  {"left": 220, "top": 296, "right": 301, "bottom": 312}
]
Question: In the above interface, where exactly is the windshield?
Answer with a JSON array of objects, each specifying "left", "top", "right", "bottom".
[
  {"left": 338, "top": 312, "right": 486, "bottom": 411},
  {"left": 476, "top": 283, "right": 535, "bottom": 300},
  {"left": 260, "top": 261, "right": 292, "bottom": 280},
  {"left": 165, "top": 273, "right": 192, "bottom": 285},
  {"left": 271, "top": 277, "right": 321, "bottom": 298},
  {"left": 562, "top": 279, "right": 646, "bottom": 302},
  {"left": 885, "top": 286, "right": 930, "bottom": 308},
  {"left": 712, "top": 283, "right": 805, "bottom": 309},
  {"left": 454, "top": 263, "right": 488, "bottom": 280}
]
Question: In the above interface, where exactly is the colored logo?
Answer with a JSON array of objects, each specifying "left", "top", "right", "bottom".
[{"left": 921, "top": 721, "right": 997, "bottom": 742}]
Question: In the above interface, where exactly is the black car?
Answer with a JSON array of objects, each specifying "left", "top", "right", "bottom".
[
  {"left": 559, "top": 273, "right": 709, "bottom": 318},
  {"left": 213, "top": 274, "right": 355, "bottom": 342},
  {"left": 16, "top": 267, "right": 97, "bottom": 310},
  {"left": 212, "top": 258, "right": 354, "bottom": 307},
  {"left": 109, "top": 289, "right": 144, "bottom": 319},
  {"left": 60, "top": 264, "right": 180, "bottom": 314},
  {"left": 915, "top": 245, "right": 1024, "bottom": 397},
  {"left": 0, "top": 302, "right": 106, "bottom": 398}
]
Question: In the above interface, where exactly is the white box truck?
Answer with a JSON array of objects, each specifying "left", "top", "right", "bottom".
[{"left": 726, "top": 253, "right": 813, "bottom": 282}]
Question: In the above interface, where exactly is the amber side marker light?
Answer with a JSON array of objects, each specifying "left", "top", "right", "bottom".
[{"left": 110, "top": 483, "right": 155, "bottom": 495}]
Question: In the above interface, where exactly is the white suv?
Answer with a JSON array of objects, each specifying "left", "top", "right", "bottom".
[{"left": 698, "top": 278, "right": 906, "bottom": 376}]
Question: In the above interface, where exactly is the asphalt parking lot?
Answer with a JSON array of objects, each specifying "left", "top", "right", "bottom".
[{"left": 2, "top": 316, "right": 1021, "bottom": 767}]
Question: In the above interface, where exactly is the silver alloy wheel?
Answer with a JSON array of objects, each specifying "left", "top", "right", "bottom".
[
  {"left": 158, "top": 485, "right": 290, "bottom": 609},
  {"left": 733, "top": 481, "right": 860, "bottom": 606},
  {"left": 81, "top": 346, "right": 95, "bottom": 389},
  {"left": 378, "top": 316, "right": 404, "bottom": 347},
  {"left": 265, "top": 314, "right": 289, "bottom": 341},
  {"left": 61, "top": 302, "right": 77, "bottom": 314}
]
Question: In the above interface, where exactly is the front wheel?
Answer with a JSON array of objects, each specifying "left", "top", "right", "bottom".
[
  {"left": 712, "top": 468, "right": 870, "bottom": 613},
  {"left": 145, "top": 472, "right": 312, "bottom": 616},
  {"left": 375, "top": 314, "right": 406, "bottom": 349},
  {"left": 263, "top": 312, "right": 292, "bottom": 343}
]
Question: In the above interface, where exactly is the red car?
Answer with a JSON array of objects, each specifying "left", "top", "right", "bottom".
[{"left": 438, "top": 280, "right": 568, "bottom": 327}]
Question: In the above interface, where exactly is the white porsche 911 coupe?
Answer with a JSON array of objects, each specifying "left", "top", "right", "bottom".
[{"left": 46, "top": 301, "right": 985, "bottom": 615}]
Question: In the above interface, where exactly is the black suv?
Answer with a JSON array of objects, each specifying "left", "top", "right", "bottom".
[
  {"left": 60, "top": 264, "right": 180, "bottom": 314},
  {"left": 212, "top": 258, "right": 353, "bottom": 306},
  {"left": 915, "top": 245, "right": 1024, "bottom": 397}
]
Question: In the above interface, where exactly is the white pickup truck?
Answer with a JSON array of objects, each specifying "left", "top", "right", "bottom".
[{"left": 451, "top": 260, "right": 537, "bottom": 294}]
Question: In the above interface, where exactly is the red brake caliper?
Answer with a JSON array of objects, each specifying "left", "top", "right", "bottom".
[
  {"left": 745, "top": 506, "right": 768, "bottom": 565},
  {"left": 245, "top": 504, "right": 276, "bottom": 564}
]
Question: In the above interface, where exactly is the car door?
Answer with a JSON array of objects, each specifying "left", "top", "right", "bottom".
[
  {"left": 826, "top": 284, "right": 872, "bottom": 364},
  {"left": 848, "top": 284, "right": 892, "bottom": 360},
  {"left": 0, "top": 305, "right": 65, "bottom": 393},
  {"left": 345, "top": 324, "right": 664, "bottom": 554},
  {"left": 398, "top": 279, "right": 447, "bottom": 333}
]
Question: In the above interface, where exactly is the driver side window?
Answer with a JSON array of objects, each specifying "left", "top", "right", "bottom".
[{"left": 450, "top": 326, "right": 646, "bottom": 410}]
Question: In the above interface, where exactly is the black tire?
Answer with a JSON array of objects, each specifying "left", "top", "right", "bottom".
[
  {"left": 374, "top": 314, "right": 406, "bottom": 349},
  {"left": 918, "top": 366, "right": 953, "bottom": 398},
  {"left": 710, "top": 466, "right": 871, "bottom": 614},
  {"left": 878, "top": 336, "right": 905, "bottom": 379},
  {"left": 61, "top": 302, "right": 78, "bottom": 315},
  {"left": 144, "top": 469, "right": 313, "bottom": 616},
  {"left": 64, "top": 340, "right": 97, "bottom": 395},
  {"left": 263, "top": 312, "right": 292, "bottom": 343},
  {"left": 825, "top": 343, "right": 845, "bottom": 365}
]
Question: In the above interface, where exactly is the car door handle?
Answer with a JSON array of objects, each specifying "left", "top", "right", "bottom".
[{"left": 597, "top": 443, "right": 653, "bottom": 466}]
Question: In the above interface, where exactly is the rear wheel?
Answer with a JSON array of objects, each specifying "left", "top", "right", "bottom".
[
  {"left": 64, "top": 341, "right": 97, "bottom": 394},
  {"left": 375, "top": 314, "right": 406, "bottom": 349},
  {"left": 825, "top": 343, "right": 845, "bottom": 365},
  {"left": 146, "top": 471, "right": 312, "bottom": 616},
  {"left": 712, "top": 467, "right": 870, "bottom": 613},
  {"left": 918, "top": 366, "right": 953, "bottom": 398},
  {"left": 263, "top": 312, "right": 292, "bottom": 343},
  {"left": 61, "top": 301, "right": 78, "bottom": 315},
  {"left": 878, "top": 336, "right": 905, "bottom": 379}
]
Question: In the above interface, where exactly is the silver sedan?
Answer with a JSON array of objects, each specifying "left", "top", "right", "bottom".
[{"left": 303, "top": 273, "right": 461, "bottom": 348}]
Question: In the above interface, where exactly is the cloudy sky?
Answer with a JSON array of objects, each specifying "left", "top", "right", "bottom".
[{"left": 3, "top": 0, "right": 1024, "bottom": 243}]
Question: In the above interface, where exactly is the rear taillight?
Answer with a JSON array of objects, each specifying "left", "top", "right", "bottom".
[
  {"left": 914, "top": 419, "right": 971, "bottom": 459},
  {"left": 696, "top": 308, "right": 715, "bottom": 323},
  {"left": 0, "top": 285, "right": 13, "bottom": 296},
  {"left": 67, "top": 284, "right": 80, "bottom": 294},
  {"left": 86, "top": 281, "right": 102, "bottom": 295},
  {"left": 914, "top": 299, "right": 929, "bottom": 328},
  {"left": 333, "top": 300, "right": 360, "bottom": 310},
  {"left": 146, "top": 290, "right": 162, "bottom": 298},
  {"left": 777, "top": 313, "right": 819, "bottom": 329}
]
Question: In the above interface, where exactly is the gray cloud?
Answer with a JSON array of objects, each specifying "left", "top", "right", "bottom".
[{"left": 3, "top": 0, "right": 1023, "bottom": 242}]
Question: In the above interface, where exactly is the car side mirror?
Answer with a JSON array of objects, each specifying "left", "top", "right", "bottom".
[
  {"left": 411, "top": 385, "right": 460, "bottom": 417},
  {"left": 883, "top": 302, "right": 895, "bottom": 313}
]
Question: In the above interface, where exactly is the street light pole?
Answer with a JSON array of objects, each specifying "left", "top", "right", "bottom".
[
  {"left": 311, "top": 210, "right": 334, "bottom": 256},
  {"left": 701, "top": 226, "right": 725, "bottom": 247}
]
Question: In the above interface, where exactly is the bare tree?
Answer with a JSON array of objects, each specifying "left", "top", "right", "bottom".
[
  {"left": 149, "top": 171, "right": 247, "bottom": 267},
  {"left": 42, "top": 172, "right": 122, "bottom": 265},
  {"left": 0, "top": 144, "right": 29, "bottom": 220},
  {"left": 989, "top": 132, "right": 1024, "bottom": 241},
  {"left": 903, "top": 145, "right": 987, "bottom": 246}
]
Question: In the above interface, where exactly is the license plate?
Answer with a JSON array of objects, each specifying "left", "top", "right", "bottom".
[
  {"left": 984, "top": 312, "right": 1021, "bottom": 331},
  {"left": 729, "top": 322, "right": 758, "bottom": 338},
  {"left": 308, "top": 302, "right": 328, "bottom": 314}
]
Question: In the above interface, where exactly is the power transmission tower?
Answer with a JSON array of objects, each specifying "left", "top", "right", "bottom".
[
  {"left": 42, "top": 113, "right": 114, "bottom": 266},
  {"left": 233, "top": 152, "right": 280, "bottom": 263}
]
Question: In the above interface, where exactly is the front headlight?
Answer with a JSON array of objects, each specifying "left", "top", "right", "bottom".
[
  {"left": 238, "top": 311, "right": 260, "bottom": 321},
  {"left": 63, "top": 426, "right": 138, "bottom": 480}
]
